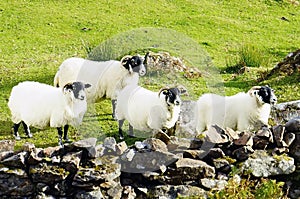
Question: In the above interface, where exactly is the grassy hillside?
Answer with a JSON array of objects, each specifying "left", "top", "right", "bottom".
[{"left": 0, "top": 0, "right": 299, "bottom": 148}]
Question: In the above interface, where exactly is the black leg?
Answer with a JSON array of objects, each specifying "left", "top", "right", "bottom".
[
  {"left": 12, "top": 123, "right": 21, "bottom": 140},
  {"left": 22, "top": 121, "right": 32, "bottom": 138},
  {"left": 128, "top": 124, "right": 135, "bottom": 138},
  {"left": 118, "top": 119, "right": 125, "bottom": 140},
  {"left": 63, "top": 125, "right": 71, "bottom": 143},
  {"left": 57, "top": 127, "right": 63, "bottom": 146},
  {"left": 112, "top": 99, "right": 117, "bottom": 120}
]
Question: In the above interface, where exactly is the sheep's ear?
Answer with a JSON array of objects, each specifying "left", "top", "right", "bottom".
[
  {"left": 85, "top": 83, "right": 91, "bottom": 89},
  {"left": 121, "top": 55, "right": 131, "bottom": 67},
  {"left": 177, "top": 85, "right": 188, "bottom": 96},
  {"left": 63, "top": 83, "right": 73, "bottom": 94}
]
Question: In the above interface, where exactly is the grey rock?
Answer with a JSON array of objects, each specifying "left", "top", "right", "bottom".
[
  {"left": 273, "top": 125, "right": 286, "bottom": 147},
  {"left": 148, "top": 185, "right": 206, "bottom": 199},
  {"left": 271, "top": 100, "right": 300, "bottom": 123},
  {"left": 242, "top": 150, "right": 295, "bottom": 177},
  {"left": 0, "top": 151, "right": 14, "bottom": 161},
  {"left": 73, "top": 137, "right": 97, "bottom": 148},
  {"left": 1, "top": 151, "right": 28, "bottom": 168},
  {"left": 29, "top": 162, "right": 69, "bottom": 184},
  {"left": 200, "top": 178, "right": 227, "bottom": 190},
  {"left": 0, "top": 167, "right": 34, "bottom": 197},
  {"left": 0, "top": 140, "right": 15, "bottom": 152},
  {"left": 285, "top": 117, "right": 300, "bottom": 132},
  {"left": 61, "top": 151, "right": 82, "bottom": 173},
  {"left": 75, "top": 187, "right": 104, "bottom": 199},
  {"left": 103, "top": 137, "right": 117, "bottom": 152}
]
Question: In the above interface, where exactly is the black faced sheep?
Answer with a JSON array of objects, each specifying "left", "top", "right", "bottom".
[
  {"left": 196, "top": 85, "right": 277, "bottom": 133},
  {"left": 8, "top": 81, "right": 91, "bottom": 146},
  {"left": 53, "top": 55, "right": 147, "bottom": 118},
  {"left": 116, "top": 85, "right": 185, "bottom": 139}
]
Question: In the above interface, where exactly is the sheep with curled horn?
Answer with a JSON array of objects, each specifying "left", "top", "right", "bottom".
[
  {"left": 116, "top": 85, "right": 185, "bottom": 139},
  {"left": 53, "top": 54, "right": 147, "bottom": 119},
  {"left": 195, "top": 85, "right": 277, "bottom": 133}
]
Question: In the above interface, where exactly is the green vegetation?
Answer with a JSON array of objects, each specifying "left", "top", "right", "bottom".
[{"left": 0, "top": 0, "right": 299, "bottom": 196}]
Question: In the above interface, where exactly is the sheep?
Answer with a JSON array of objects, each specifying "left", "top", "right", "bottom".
[
  {"left": 8, "top": 81, "right": 91, "bottom": 146},
  {"left": 195, "top": 85, "right": 277, "bottom": 133},
  {"left": 53, "top": 54, "right": 147, "bottom": 118},
  {"left": 116, "top": 85, "right": 185, "bottom": 139}
]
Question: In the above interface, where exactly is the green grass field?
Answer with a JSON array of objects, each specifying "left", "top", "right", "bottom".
[
  {"left": 1, "top": 0, "right": 299, "bottom": 197},
  {"left": 1, "top": 0, "right": 299, "bottom": 147}
]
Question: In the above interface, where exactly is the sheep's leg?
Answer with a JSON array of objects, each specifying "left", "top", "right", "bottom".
[
  {"left": 57, "top": 127, "right": 63, "bottom": 146},
  {"left": 128, "top": 124, "right": 134, "bottom": 138},
  {"left": 22, "top": 121, "right": 32, "bottom": 138},
  {"left": 12, "top": 123, "right": 21, "bottom": 140},
  {"left": 111, "top": 99, "right": 117, "bottom": 120},
  {"left": 118, "top": 119, "right": 125, "bottom": 140},
  {"left": 63, "top": 125, "right": 71, "bottom": 143}
]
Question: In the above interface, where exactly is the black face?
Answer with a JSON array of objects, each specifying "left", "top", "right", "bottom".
[
  {"left": 124, "top": 56, "right": 142, "bottom": 72},
  {"left": 64, "top": 82, "right": 91, "bottom": 100},
  {"left": 164, "top": 88, "right": 181, "bottom": 106},
  {"left": 257, "top": 86, "right": 274, "bottom": 104}
]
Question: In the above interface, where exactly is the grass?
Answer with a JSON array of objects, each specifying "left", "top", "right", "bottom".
[
  {"left": 0, "top": 0, "right": 299, "bottom": 196},
  {"left": 0, "top": 0, "right": 299, "bottom": 148}
]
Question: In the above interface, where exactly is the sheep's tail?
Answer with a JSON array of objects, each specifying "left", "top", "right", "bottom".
[{"left": 53, "top": 71, "right": 60, "bottom": 87}]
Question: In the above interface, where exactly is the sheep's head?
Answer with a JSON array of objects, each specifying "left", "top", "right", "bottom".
[
  {"left": 121, "top": 55, "right": 147, "bottom": 76},
  {"left": 63, "top": 82, "right": 91, "bottom": 101},
  {"left": 158, "top": 87, "right": 183, "bottom": 107},
  {"left": 249, "top": 85, "right": 277, "bottom": 105}
]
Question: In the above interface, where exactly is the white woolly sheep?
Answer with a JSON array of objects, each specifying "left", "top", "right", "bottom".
[
  {"left": 196, "top": 85, "right": 277, "bottom": 133},
  {"left": 53, "top": 55, "right": 147, "bottom": 118},
  {"left": 8, "top": 81, "right": 91, "bottom": 146},
  {"left": 116, "top": 85, "right": 185, "bottom": 139}
]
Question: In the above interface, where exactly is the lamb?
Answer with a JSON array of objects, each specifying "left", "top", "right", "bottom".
[
  {"left": 196, "top": 85, "right": 277, "bottom": 133},
  {"left": 116, "top": 85, "right": 185, "bottom": 139},
  {"left": 53, "top": 55, "right": 147, "bottom": 118},
  {"left": 8, "top": 81, "right": 91, "bottom": 146}
]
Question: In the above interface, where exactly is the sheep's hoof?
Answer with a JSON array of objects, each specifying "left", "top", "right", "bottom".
[
  {"left": 27, "top": 133, "right": 33, "bottom": 138},
  {"left": 14, "top": 132, "right": 21, "bottom": 140},
  {"left": 64, "top": 138, "right": 72, "bottom": 143}
]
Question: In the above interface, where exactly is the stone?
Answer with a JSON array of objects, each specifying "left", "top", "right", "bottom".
[
  {"left": 61, "top": 151, "right": 82, "bottom": 173},
  {"left": 74, "top": 187, "right": 104, "bottom": 199},
  {"left": 165, "top": 158, "right": 215, "bottom": 183},
  {"left": 200, "top": 178, "right": 227, "bottom": 190},
  {"left": 143, "top": 138, "right": 168, "bottom": 153},
  {"left": 285, "top": 117, "right": 300, "bottom": 132},
  {"left": 73, "top": 137, "right": 97, "bottom": 148},
  {"left": 271, "top": 100, "right": 300, "bottom": 123},
  {"left": 0, "top": 167, "right": 35, "bottom": 197},
  {"left": 123, "top": 186, "right": 136, "bottom": 199},
  {"left": 103, "top": 137, "right": 117, "bottom": 153},
  {"left": 256, "top": 127, "right": 273, "bottom": 142},
  {"left": 0, "top": 140, "right": 15, "bottom": 152},
  {"left": 233, "top": 131, "right": 253, "bottom": 147},
  {"left": 205, "top": 125, "right": 230, "bottom": 144},
  {"left": 115, "top": 141, "right": 128, "bottom": 155},
  {"left": 29, "top": 163, "right": 69, "bottom": 184},
  {"left": 0, "top": 151, "right": 14, "bottom": 162},
  {"left": 273, "top": 125, "right": 286, "bottom": 147},
  {"left": 289, "top": 133, "right": 300, "bottom": 162},
  {"left": 22, "top": 142, "right": 35, "bottom": 152},
  {"left": 232, "top": 146, "right": 253, "bottom": 161},
  {"left": 27, "top": 148, "right": 44, "bottom": 165},
  {"left": 242, "top": 150, "right": 296, "bottom": 177},
  {"left": 1, "top": 151, "right": 28, "bottom": 168},
  {"left": 225, "top": 127, "right": 240, "bottom": 140},
  {"left": 148, "top": 185, "right": 206, "bottom": 199},
  {"left": 120, "top": 148, "right": 178, "bottom": 173}
]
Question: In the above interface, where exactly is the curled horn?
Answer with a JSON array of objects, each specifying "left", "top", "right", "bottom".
[
  {"left": 121, "top": 55, "right": 132, "bottom": 65},
  {"left": 158, "top": 87, "right": 169, "bottom": 97},
  {"left": 248, "top": 86, "right": 261, "bottom": 96}
]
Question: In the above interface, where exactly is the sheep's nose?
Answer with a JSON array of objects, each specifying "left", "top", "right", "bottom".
[{"left": 175, "top": 100, "right": 180, "bottom": 105}]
